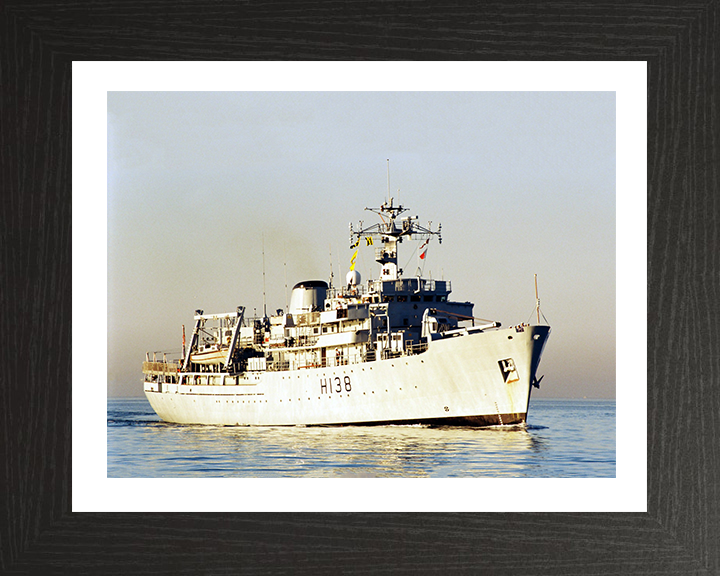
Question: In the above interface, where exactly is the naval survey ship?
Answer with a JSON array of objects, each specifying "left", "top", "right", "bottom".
[{"left": 143, "top": 197, "right": 550, "bottom": 426}]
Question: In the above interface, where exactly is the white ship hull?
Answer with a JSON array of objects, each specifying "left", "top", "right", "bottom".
[{"left": 144, "top": 324, "right": 549, "bottom": 426}]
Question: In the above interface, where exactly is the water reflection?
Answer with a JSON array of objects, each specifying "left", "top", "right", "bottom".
[
  {"left": 108, "top": 398, "right": 615, "bottom": 478},
  {"left": 135, "top": 423, "right": 548, "bottom": 477}
]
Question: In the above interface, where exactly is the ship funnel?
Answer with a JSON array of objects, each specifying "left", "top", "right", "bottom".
[{"left": 288, "top": 280, "right": 327, "bottom": 314}]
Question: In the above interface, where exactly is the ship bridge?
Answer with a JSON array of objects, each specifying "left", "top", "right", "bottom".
[{"left": 327, "top": 278, "right": 451, "bottom": 301}]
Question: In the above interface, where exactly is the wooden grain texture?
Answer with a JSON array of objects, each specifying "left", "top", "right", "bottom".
[{"left": 1, "top": 1, "right": 718, "bottom": 574}]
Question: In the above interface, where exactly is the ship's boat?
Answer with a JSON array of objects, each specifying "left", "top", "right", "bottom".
[
  {"left": 143, "top": 197, "right": 550, "bottom": 426},
  {"left": 189, "top": 345, "right": 229, "bottom": 365}
]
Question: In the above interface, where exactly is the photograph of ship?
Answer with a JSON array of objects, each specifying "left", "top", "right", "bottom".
[
  {"left": 107, "top": 88, "right": 616, "bottom": 478},
  {"left": 142, "top": 196, "right": 550, "bottom": 426}
]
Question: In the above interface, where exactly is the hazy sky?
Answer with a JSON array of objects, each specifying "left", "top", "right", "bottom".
[{"left": 108, "top": 91, "right": 615, "bottom": 399}]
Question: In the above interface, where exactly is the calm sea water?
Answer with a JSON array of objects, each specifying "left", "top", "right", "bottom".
[{"left": 107, "top": 397, "right": 615, "bottom": 478}]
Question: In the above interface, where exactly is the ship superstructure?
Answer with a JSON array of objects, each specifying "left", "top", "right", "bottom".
[{"left": 143, "top": 198, "right": 550, "bottom": 426}]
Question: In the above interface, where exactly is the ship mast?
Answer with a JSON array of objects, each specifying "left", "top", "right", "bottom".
[
  {"left": 262, "top": 234, "right": 267, "bottom": 317},
  {"left": 350, "top": 198, "right": 441, "bottom": 281}
]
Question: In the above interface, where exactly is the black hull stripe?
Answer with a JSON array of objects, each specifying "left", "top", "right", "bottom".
[{"left": 309, "top": 413, "right": 527, "bottom": 428}]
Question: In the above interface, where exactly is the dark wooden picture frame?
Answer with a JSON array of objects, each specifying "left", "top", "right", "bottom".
[{"left": 2, "top": 3, "right": 717, "bottom": 574}]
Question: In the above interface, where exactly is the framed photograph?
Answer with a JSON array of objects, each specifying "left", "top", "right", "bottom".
[{"left": 2, "top": 4, "right": 717, "bottom": 574}]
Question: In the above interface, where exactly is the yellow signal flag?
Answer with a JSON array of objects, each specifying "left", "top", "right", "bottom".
[
  {"left": 349, "top": 249, "right": 359, "bottom": 271},
  {"left": 365, "top": 237, "right": 374, "bottom": 246}
]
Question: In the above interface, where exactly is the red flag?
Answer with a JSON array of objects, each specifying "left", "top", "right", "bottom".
[{"left": 419, "top": 239, "right": 429, "bottom": 259}]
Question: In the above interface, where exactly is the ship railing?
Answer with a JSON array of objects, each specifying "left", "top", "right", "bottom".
[
  {"left": 293, "top": 355, "right": 358, "bottom": 370},
  {"left": 405, "top": 341, "right": 429, "bottom": 355},
  {"left": 267, "top": 360, "right": 291, "bottom": 372},
  {"left": 295, "top": 334, "right": 319, "bottom": 347},
  {"left": 143, "top": 359, "right": 182, "bottom": 384},
  {"left": 269, "top": 350, "right": 377, "bottom": 372},
  {"left": 245, "top": 342, "right": 428, "bottom": 374},
  {"left": 142, "top": 360, "right": 181, "bottom": 375},
  {"left": 367, "top": 278, "right": 451, "bottom": 294},
  {"left": 381, "top": 349, "right": 403, "bottom": 360},
  {"left": 327, "top": 285, "right": 368, "bottom": 300},
  {"left": 374, "top": 247, "right": 397, "bottom": 262},
  {"left": 321, "top": 355, "right": 358, "bottom": 367},
  {"left": 327, "top": 279, "right": 453, "bottom": 299}
]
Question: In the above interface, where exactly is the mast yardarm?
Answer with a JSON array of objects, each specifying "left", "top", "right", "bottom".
[{"left": 349, "top": 198, "right": 441, "bottom": 281}]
